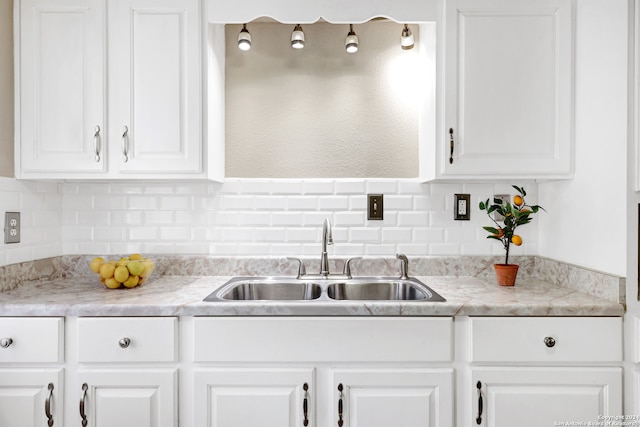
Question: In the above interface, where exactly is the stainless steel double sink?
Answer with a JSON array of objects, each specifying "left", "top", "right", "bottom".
[{"left": 203, "top": 276, "right": 446, "bottom": 302}]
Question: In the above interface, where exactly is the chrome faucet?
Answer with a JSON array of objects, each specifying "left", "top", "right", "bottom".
[{"left": 320, "top": 218, "right": 333, "bottom": 277}]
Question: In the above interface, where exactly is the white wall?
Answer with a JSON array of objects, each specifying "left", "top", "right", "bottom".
[
  {"left": 0, "top": 0, "right": 14, "bottom": 178},
  {"left": 538, "top": 0, "right": 628, "bottom": 276},
  {"left": 225, "top": 21, "right": 424, "bottom": 178}
]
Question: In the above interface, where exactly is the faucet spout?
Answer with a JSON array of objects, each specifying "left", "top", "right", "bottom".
[{"left": 320, "top": 218, "right": 333, "bottom": 276}]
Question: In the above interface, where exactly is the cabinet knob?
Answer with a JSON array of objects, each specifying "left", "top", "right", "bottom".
[
  {"left": 0, "top": 337, "right": 13, "bottom": 348},
  {"left": 544, "top": 336, "right": 556, "bottom": 348},
  {"left": 118, "top": 337, "right": 131, "bottom": 348}
]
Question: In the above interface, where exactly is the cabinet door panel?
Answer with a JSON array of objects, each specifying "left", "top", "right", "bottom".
[
  {"left": 18, "top": 0, "right": 105, "bottom": 174},
  {"left": 0, "top": 369, "right": 63, "bottom": 427},
  {"left": 332, "top": 368, "right": 453, "bottom": 427},
  {"left": 443, "top": 0, "right": 573, "bottom": 178},
  {"left": 472, "top": 367, "right": 622, "bottom": 427},
  {"left": 194, "top": 368, "right": 314, "bottom": 427},
  {"left": 79, "top": 369, "right": 176, "bottom": 427},
  {"left": 109, "top": 0, "right": 202, "bottom": 174}
]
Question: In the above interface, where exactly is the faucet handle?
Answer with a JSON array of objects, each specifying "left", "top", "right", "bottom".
[
  {"left": 287, "top": 257, "right": 307, "bottom": 279},
  {"left": 396, "top": 253, "right": 409, "bottom": 279},
  {"left": 342, "top": 257, "right": 362, "bottom": 279}
]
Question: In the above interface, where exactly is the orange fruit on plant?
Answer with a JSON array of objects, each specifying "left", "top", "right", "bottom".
[
  {"left": 511, "top": 235, "right": 523, "bottom": 246},
  {"left": 495, "top": 228, "right": 504, "bottom": 238},
  {"left": 513, "top": 195, "right": 524, "bottom": 206}
]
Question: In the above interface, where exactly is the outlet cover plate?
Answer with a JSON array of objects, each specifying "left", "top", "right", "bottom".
[
  {"left": 4, "top": 212, "right": 20, "bottom": 244},
  {"left": 454, "top": 194, "right": 470, "bottom": 220}
]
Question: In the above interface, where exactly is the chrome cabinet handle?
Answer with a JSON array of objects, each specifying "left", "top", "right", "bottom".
[
  {"left": 118, "top": 337, "right": 131, "bottom": 348},
  {"left": 45, "top": 383, "right": 54, "bottom": 426},
  {"left": 303, "top": 383, "right": 309, "bottom": 426},
  {"left": 93, "top": 125, "right": 101, "bottom": 162},
  {"left": 476, "top": 381, "right": 483, "bottom": 425},
  {"left": 337, "top": 383, "right": 344, "bottom": 427},
  {"left": 121, "top": 126, "right": 129, "bottom": 163},
  {"left": 0, "top": 337, "right": 13, "bottom": 348},
  {"left": 449, "top": 128, "right": 455, "bottom": 164},
  {"left": 80, "top": 383, "right": 88, "bottom": 427},
  {"left": 544, "top": 336, "right": 556, "bottom": 348}
]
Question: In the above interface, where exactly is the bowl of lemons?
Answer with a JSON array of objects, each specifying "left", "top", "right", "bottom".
[{"left": 89, "top": 254, "right": 155, "bottom": 289}]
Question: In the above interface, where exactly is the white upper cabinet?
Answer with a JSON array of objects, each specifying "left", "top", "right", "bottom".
[
  {"left": 15, "top": 0, "right": 205, "bottom": 179},
  {"left": 423, "top": 0, "right": 575, "bottom": 181},
  {"left": 17, "top": 0, "right": 106, "bottom": 175}
]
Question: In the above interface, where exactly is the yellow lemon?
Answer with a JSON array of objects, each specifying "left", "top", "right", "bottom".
[
  {"left": 142, "top": 260, "right": 155, "bottom": 277},
  {"left": 104, "top": 277, "right": 121, "bottom": 289},
  {"left": 123, "top": 275, "right": 139, "bottom": 289},
  {"left": 99, "top": 263, "right": 116, "bottom": 279},
  {"left": 129, "top": 253, "right": 144, "bottom": 261},
  {"left": 127, "top": 261, "right": 145, "bottom": 277},
  {"left": 513, "top": 195, "right": 524, "bottom": 206},
  {"left": 114, "top": 265, "right": 130, "bottom": 283},
  {"left": 89, "top": 257, "right": 105, "bottom": 273},
  {"left": 511, "top": 235, "right": 523, "bottom": 246}
]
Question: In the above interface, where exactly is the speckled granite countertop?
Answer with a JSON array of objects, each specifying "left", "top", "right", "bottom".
[{"left": 0, "top": 274, "right": 624, "bottom": 317}]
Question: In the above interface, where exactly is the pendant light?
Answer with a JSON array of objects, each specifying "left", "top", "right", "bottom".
[
  {"left": 291, "top": 24, "right": 305, "bottom": 49},
  {"left": 401, "top": 24, "right": 414, "bottom": 50},
  {"left": 345, "top": 24, "right": 359, "bottom": 53},
  {"left": 237, "top": 24, "right": 251, "bottom": 51}
]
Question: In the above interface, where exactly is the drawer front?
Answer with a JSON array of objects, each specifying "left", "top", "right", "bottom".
[
  {"left": 194, "top": 317, "right": 453, "bottom": 363},
  {"left": 470, "top": 317, "right": 622, "bottom": 363},
  {"left": 0, "top": 317, "right": 63, "bottom": 363},
  {"left": 78, "top": 317, "right": 177, "bottom": 363}
]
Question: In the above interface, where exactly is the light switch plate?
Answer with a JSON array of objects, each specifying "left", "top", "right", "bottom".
[
  {"left": 454, "top": 194, "right": 470, "bottom": 220},
  {"left": 368, "top": 194, "right": 384, "bottom": 220},
  {"left": 4, "top": 212, "right": 20, "bottom": 244}
]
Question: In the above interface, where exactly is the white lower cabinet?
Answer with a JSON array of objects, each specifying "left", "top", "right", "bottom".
[
  {"left": 192, "top": 317, "right": 454, "bottom": 427},
  {"left": 468, "top": 317, "right": 623, "bottom": 427},
  {"left": 471, "top": 367, "right": 622, "bottom": 427},
  {"left": 0, "top": 317, "right": 64, "bottom": 427}
]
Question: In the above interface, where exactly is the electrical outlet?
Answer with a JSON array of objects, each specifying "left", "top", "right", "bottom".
[
  {"left": 368, "top": 194, "right": 383, "bottom": 220},
  {"left": 493, "top": 194, "right": 510, "bottom": 221},
  {"left": 454, "top": 194, "right": 470, "bottom": 220},
  {"left": 4, "top": 212, "right": 20, "bottom": 244}
]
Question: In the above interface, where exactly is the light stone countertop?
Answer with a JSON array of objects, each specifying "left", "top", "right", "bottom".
[{"left": 0, "top": 274, "right": 624, "bottom": 317}]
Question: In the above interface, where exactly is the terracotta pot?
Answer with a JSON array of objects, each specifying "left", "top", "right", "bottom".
[{"left": 494, "top": 264, "right": 519, "bottom": 286}]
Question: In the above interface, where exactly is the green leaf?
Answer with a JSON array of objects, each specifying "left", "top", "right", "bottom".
[{"left": 483, "top": 226, "right": 499, "bottom": 234}]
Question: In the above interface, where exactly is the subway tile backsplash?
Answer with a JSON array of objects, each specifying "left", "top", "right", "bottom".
[{"left": 0, "top": 178, "right": 540, "bottom": 267}]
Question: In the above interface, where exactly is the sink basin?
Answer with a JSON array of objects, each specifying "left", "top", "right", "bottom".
[
  {"left": 327, "top": 278, "right": 445, "bottom": 301},
  {"left": 204, "top": 277, "right": 322, "bottom": 301},
  {"left": 204, "top": 276, "right": 445, "bottom": 302}
]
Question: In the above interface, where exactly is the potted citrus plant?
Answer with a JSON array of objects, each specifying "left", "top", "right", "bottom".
[{"left": 479, "top": 185, "right": 545, "bottom": 286}]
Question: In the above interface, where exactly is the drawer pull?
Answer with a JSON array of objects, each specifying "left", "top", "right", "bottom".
[
  {"left": 303, "top": 383, "right": 309, "bottom": 426},
  {"left": 118, "top": 337, "right": 131, "bottom": 348},
  {"left": 337, "top": 383, "right": 344, "bottom": 427},
  {"left": 0, "top": 337, "right": 13, "bottom": 348},
  {"left": 476, "top": 381, "right": 483, "bottom": 425},
  {"left": 449, "top": 128, "right": 455, "bottom": 164},
  {"left": 121, "top": 126, "right": 129, "bottom": 163},
  {"left": 45, "top": 383, "right": 54, "bottom": 426},
  {"left": 93, "top": 125, "right": 101, "bottom": 162},
  {"left": 80, "top": 383, "right": 88, "bottom": 427},
  {"left": 544, "top": 336, "right": 556, "bottom": 348}
]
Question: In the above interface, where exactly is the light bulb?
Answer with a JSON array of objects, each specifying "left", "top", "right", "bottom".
[
  {"left": 291, "top": 24, "right": 305, "bottom": 49},
  {"left": 345, "top": 24, "right": 358, "bottom": 54},
  {"left": 401, "top": 24, "right": 414, "bottom": 50},
  {"left": 237, "top": 24, "right": 251, "bottom": 51}
]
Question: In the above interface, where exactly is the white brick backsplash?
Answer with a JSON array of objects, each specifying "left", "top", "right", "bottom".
[{"left": 0, "top": 178, "right": 542, "bottom": 265}]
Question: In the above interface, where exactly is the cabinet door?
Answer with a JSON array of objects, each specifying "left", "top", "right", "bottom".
[
  {"left": 17, "top": 0, "right": 106, "bottom": 176},
  {"left": 78, "top": 369, "right": 177, "bottom": 427},
  {"left": 108, "top": 0, "right": 202, "bottom": 175},
  {"left": 0, "top": 369, "right": 63, "bottom": 427},
  {"left": 332, "top": 368, "right": 453, "bottom": 427},
  {"left": 194, "top": 368, "right": 314, "bottom": 427},
  {"left": 472, "top": 367, "right": 622, "bottom": 427},
  {"left": 442, "top": 0, "right": 573, "bottom": 179}
]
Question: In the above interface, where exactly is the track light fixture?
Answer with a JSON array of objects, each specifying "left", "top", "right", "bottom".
[
  {"left": 345, "top": 24, "right": 359, "bottom": 53},
  {"left": 237, "top": 24, "right": 251, "bottom": 51},
  {"left": 291, "top": 24, "right": 305, "bottom": 49},
  {"left": 401, "top": 24, "right": 414, "bottom": 50}
]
